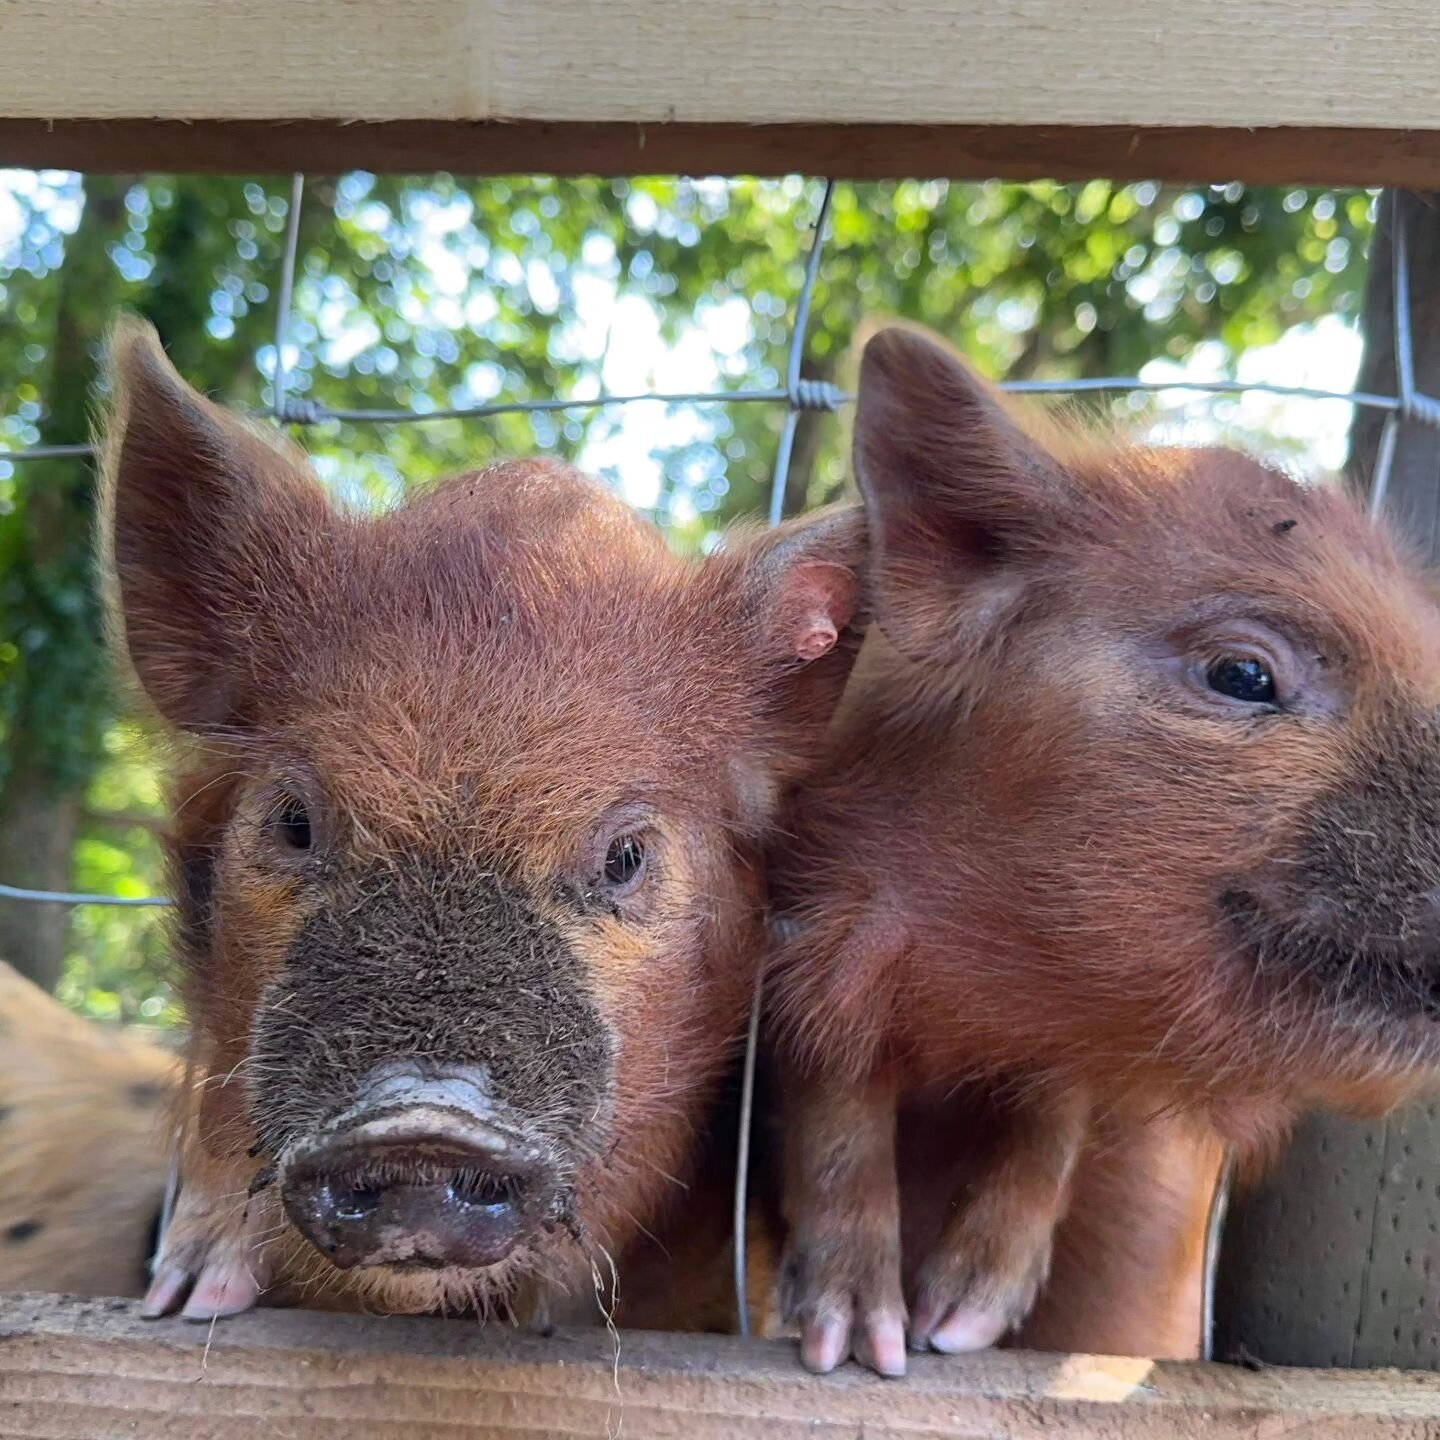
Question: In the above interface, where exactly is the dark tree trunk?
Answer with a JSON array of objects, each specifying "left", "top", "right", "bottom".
[
  {"left": 0, "top": 177, "right": 129, "bottom": 990},
  {"left": 0, "top": 751, "right": 80, "bottom": 993},
  {"left": 1347, "top": 190, "right": 1440, "bottom": 552}
]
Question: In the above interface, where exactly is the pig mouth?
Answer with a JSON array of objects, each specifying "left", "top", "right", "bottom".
[
  {"left": 273, "top": 1065, "right": 578, "bottom": 1276},
  {"left": 1220, "top": 888, "right": 1440, "bottom": 1026},
  {"left": 282, "top": 1145, "right": 553, "bottom": 1272}
]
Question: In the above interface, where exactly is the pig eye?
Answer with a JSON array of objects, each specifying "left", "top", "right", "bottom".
[
  {"left": 603, "top": 835, "right": 646, "bottom": 888},
  {"left": 273, "top": 795, "right": 313, "bottom": 852},
  {"left": 1206, "top": 656, "right": 1277, "bottom": 706}
]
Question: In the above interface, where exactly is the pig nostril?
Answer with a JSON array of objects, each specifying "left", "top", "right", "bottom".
[
  {"left": 332, "top": 1181, "right": 384, "bottom": 1223},
  {"left": 448, "top": 1168, "right": 520, "bottom": 1213}
]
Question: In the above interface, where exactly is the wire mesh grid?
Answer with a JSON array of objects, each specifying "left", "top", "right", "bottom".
[
  {"left": 0, "top": 170, "right": 1430, "bottom": 1343},
  {"left": 0, "top": 172, "right": 1430, "bottom": 921}
]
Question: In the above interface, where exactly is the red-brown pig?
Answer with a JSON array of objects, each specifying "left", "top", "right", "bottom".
[
  {"left": 768, "top": 323, "right": 1440, "bottom": 1375},
  {"left": 0, "top": 958, "right": 177, "bottom": 1298},
  {"left": 100, "top": 319, "right": 865, "bottom": 1329}
]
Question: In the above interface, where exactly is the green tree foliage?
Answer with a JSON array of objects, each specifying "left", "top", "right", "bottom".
[{"left": 0, "top": 171, "right": 1374, "bottom": 1018}]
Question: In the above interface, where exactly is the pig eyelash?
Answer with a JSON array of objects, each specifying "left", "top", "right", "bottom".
[
  {"left": 257, "top": 785, "right": 325, "bottom": 862},
  {"left": 602, "top": 834, "right": 647, "bottom": 890},
  {"left": 569, "top": 821, "right": 659, "bottom": 914},
  {"left": 272, "top": 794, "right": 313, "bottom": 851}
]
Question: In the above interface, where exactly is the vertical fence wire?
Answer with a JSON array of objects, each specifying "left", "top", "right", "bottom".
[
  {"left": 1369, "top": 197, "right": 1410, "bottom": 522},
  {"left": 271, "top": 173, "right": 306, "bottom": 423},
  {"left": 767, "top": 180, "right": 839, "bottom": 528},
  {"left": 1369, "top": 192, "right": 1440, "bottom": 523},
  {"left": 733, "top": 180, "right": 838, "bottom": 1335}
]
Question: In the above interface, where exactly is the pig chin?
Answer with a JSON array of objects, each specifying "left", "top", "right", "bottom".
[{"left": 1218, "top": 888, "right": 1440, "bottom": 1048}]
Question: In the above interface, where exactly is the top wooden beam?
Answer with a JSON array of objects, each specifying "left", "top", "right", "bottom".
[
  {"left": 3, "top": 0, "right": 1440, "bottom": 183},
  {"left": 7, "top": 0, "right": 1440, "bottom": 130}
]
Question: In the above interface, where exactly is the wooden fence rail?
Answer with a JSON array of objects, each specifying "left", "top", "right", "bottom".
[{"left": 4, "top": 1293, "right": 1440, "bottom": 1438}]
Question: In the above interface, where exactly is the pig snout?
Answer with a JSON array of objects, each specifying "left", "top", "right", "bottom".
[{"left": 280, "top": 1065, "right": 561, "bottom": 1271}]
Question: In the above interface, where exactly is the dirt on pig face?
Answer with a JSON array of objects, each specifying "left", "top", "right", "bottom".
[{"left": 103, "top": 320, "right": 864, "bottom": 1318}]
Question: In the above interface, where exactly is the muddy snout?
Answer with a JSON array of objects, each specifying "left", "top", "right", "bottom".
[{"left": 280, "top": 1065, "right": 563, "bottom": 1271}]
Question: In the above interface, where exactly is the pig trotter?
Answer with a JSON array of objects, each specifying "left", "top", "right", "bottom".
[
  {"left": 142, "top": 1175, "right": 278, "bottom": 1322},
  {"left": 906, "top": 1206, "right": 1055, "bottom": 1352},
  {"left": 908, "top": 1084, "right": 1089, "bottom": 1354},
  {"left": 780, "top": 1069, "right": 908, "bottom": 1377},
  {"left": 782, "top": 1228, "right": 909, "bottom": 1377}
]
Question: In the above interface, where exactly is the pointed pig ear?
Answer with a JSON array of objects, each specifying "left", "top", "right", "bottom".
[
  {"left": 853, "top": 325, "right": 1077, "bottom": 664},
  {"left": 99, "top": 317, "right": 333, "bottom": 731}
]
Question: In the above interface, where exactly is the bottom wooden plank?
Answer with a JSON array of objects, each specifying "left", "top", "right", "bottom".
[{"left": 3, "top": 1292, "right": 1439, "bottom": 1438}]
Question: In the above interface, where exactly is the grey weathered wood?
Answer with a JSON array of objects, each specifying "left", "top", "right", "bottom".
[
  {"left": 1214, "top": 1106, "right": 1440, "bottom": 1370},
  {"left": 3, "top": 1, "right": 1440, "bottom": 130}
]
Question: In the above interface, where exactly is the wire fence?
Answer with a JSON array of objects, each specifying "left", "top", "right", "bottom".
[
  {"left": 1, "top": 169, "right": 1434, "bottom": 1346},
  {"left": 0, "top": 172, "right": 1434, "bottom": 921}
]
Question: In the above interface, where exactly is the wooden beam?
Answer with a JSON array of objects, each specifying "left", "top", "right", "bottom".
[
  {"left": 4, "top": 1, "right": 1440, "bottom": 130},
  {"left": 2, "top": 120, "right": 1440, "bottom": 186},
  {"left": 2, "top": 1, "right": 1440, "bottom": 182},
  {"left": 4, "top": 1292, "right": 1440, "bottom": 1438}
]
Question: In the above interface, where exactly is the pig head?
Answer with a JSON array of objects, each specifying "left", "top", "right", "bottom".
[
  {"left": 786, "top": 323, "right": 1440, "bottom": 1129},
  {"left": 766, "top": 323, "right": 1440, "bottom": 1375},
  {"left": 101, "top": 318, "right": 864, "bottom": 1319}
]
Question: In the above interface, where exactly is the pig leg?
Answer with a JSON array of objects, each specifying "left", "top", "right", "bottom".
[
  {"left": 144, "top": 1082, "right": 280, "bottom": 1322},
  {"left": 779, "top": 1068, "right": 909, "bottom": 1378},
  {"left": 909, "top": 1083, "right": 1090, "bottom": 1353},
  {"left": 146, "top": 1177, "right": 281, "bottom": 1320}
]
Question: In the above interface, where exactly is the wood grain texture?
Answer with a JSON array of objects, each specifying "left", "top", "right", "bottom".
[
  {"left": 5, "top": 1293, "right": 1440, "bottom": 1438},
  {"left": 4, "top": 119, "right": 1440, "bottom": 186},
  {"left": 2, "top": 0, "right": 1440, "bottom": 130}
]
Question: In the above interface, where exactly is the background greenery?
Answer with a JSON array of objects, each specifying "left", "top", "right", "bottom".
[{"left": 0, "top": 172, "right": 1377, "bottom": 1021}]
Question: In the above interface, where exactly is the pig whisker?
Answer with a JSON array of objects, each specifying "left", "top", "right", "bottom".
[
  {"left": 622, "top": 1152, "right": 689, "bottom": 1191},
  {"left": 593, "top": 1198, "right": 668, "bottom": 1257},
  {"left": 590, "top": 1244, "right": 624, "bottom": 1435},
  {"left": 176, "top": 767, "right": 252, "bottom": 809},
  {"left": 193, "top": 1053, "right": 272, "bottom": 1091},
  {"left": 196, "top": 1310, "right": 220, "bottom": 1381},
  {"left": 215, "top": 1187, "right": 261, "bottom": 1205}
]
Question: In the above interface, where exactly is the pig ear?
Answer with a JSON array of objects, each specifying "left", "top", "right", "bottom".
[
  {"left": 741, "top": 503, "right": 866, "bottom": 672},
  {"left": 99, "top": 317, "right": 332, "bottom": 731},
  {"left": 853, "top": 325, "right": 1074, "bottom": 663},
  {"left": 727, "top": 504, "right": 868, "bottom": 780}
]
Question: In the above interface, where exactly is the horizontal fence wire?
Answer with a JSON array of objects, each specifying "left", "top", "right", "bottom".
[
  {"left": 0, "top": 177, "right": 1428, "bottom": 914},
  {"left": 0, "top": 380, "right": 1426, "bottom": 467},
  {"left": 3, "top": 190, "right": 1438, "bottom": 471}
]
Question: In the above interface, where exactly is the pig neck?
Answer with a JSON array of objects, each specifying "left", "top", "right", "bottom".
[
  {"left": 824, "top": 626, "right": 1034, "bottom": 899},
  {"left": 820, "top": 632, "right": 1302, "bottom": 1140}
]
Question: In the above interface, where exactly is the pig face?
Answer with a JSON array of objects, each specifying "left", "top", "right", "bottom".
[
  {"left": 849, "top": 326, "right": 1440, "bottom": 1126},
  {"left": 102, "top": 320, "right": 863, "bottom": 1314}
]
